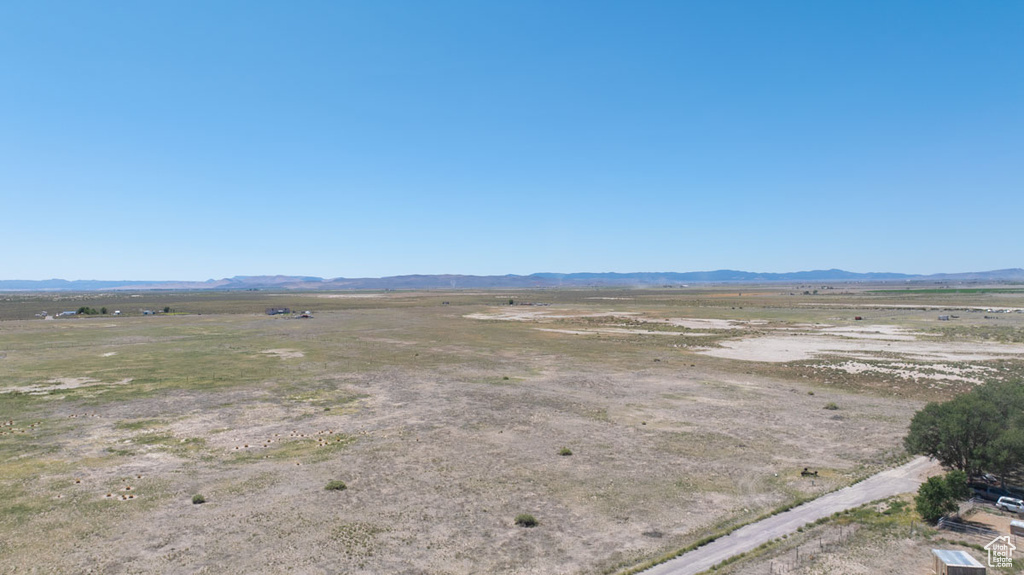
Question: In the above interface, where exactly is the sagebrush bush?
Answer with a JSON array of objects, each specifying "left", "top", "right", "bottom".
[{"left": 515, "top": 513, "right": 538, "bottom": 527}]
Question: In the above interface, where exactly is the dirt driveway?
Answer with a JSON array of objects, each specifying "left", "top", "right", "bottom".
[{"left": 643, "top": 456, "right": 940, "bottom": 575}]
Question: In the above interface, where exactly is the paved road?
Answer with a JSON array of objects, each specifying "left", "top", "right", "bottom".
[{"left": 643, "top": 456, "right": 939, "bottom": 575}]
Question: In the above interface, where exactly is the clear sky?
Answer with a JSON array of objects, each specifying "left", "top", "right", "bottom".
[{"left": 2, "top": 1, "right": 1021, "bottom": 280}]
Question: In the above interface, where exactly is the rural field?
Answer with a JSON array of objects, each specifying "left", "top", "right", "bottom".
[{"left": 1, "top": 285, "right": 1023, "bottom": 573}]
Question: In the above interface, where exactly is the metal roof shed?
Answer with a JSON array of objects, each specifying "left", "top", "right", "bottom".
[
  {"left": 932, "top": 549, "right": 985, "bottom": 575},
  {"left": 1011, "top": 519, "right": 1024, "bottom": 537}
]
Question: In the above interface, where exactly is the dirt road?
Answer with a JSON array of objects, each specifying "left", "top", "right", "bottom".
[{"left": 642, "top": 456, "right": 939, "bottom": 575}]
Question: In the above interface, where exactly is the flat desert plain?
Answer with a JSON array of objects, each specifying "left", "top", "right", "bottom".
[{"left": 1, "top": 286, "right": 1022, "bottom": 573}]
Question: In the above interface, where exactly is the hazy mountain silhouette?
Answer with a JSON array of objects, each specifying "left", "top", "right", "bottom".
[{"left": 2, "top": 269, "right": 1023, "bottom": 291}]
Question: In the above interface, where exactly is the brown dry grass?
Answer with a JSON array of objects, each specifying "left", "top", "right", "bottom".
[{"left": 0, "top": 287, "right": 1021, "bottom": 573}]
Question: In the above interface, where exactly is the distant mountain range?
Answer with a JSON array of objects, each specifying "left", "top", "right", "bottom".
[{"left": 1, "top": 269, "right": 1023, "bottom": 291}]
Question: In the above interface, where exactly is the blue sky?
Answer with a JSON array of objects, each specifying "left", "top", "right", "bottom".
[{"left": 2, "top": 1, "right": 1021, "bottom": 280}]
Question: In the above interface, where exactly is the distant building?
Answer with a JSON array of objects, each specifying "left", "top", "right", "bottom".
[
  {"left": 939, "top": 315, "right": 951, "bottom": 321},
  {"left": 57, "top": 311, "right": 76, "bottom": 317},
  {"left": 266, "top": 308, "right": 290, "bottom": 316}
]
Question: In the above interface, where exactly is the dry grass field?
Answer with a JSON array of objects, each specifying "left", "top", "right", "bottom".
[{"left": 1, "top": 286, "right": 1022, "bottom": 573}]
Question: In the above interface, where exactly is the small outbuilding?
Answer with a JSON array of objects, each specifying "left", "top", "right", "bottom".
[
  {"left": 932, "top": 549, "right": 985, "bottom": 575},
  {"left": 1011, "top": 519, "right": 1024, "bottom": 537}
]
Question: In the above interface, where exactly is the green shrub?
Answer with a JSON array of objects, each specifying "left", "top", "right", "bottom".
[
  {"left": 559, "top": 447, "right": 573, "bottom": 456},
  {"left": 824, "top": 402, "right": 839, "bottom": 410},
  {"left": 325, "top": 480, "right": 347, "bottom": 491},
  {"left": 192, "top": 494, "right": 206, "bottom": 505},
  {"left": 916, "top": 470, "right": 970, "bottom": 523},
  {"left": 514, "top": 513, "right": 538, "bottom": 527}
]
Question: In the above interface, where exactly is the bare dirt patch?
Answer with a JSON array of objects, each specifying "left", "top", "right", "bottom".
[
  {"left": 662, "top": 318, "right": 757, "bottom": 330},
  {"left": 261, "top": 348, "right": 305, "bottom": 359},
  {"left": 3, "top": 289, "right": 1018, "bottom": 574},
  {"left": 818, "top": 360, "right": 994, "bottom": 385},
  {"left": 465, "top": 308, "right": 639, "bottom": 322},
  {"left": 466, "top": 309, "right": 756, "bottom": 332},
  {"left": 535, "top": 327, "right": 708, "bottom": 337},
  {"left": 966, "top": 509, "right": 1015, "bottom": 534},
  {"left": 0, "top": 377, "right": 134, "bottom": 395},
  {"left": 700, "top": 328, "right": 1024, "bottom": 363}
]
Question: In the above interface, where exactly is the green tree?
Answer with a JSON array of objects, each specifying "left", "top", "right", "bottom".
[
  {"left": 904, "top": 391, "right": 1003, "bottom": 476},
  {"left": 163, "top": 306, "right": 171, "bottom": 313},
  {"left": 905, "top": 380, "right": 1024, "bottom": 485},
  {"left": 945, "top": 469, "right": 970, "bottom": 501},
  {"left": 100, "top": 307, "right": 107, "bottom": 314},
  {"left": 915, "top": 470, "right": 969, "bottom": 523},
  {"left": 986, "top": 425, "right": 1024, "bottom": 487},
  {"left": 978, "top": 380, "right": 1024, "bottom": 479}
]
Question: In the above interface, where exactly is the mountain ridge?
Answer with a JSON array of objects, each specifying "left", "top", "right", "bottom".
[{"left": 2, "top": 269, "right": 1023, "bottom": 291}]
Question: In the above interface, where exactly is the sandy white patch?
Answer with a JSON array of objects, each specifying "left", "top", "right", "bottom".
[
  {"left": 261, "top": 349, "right": 305, "bottom": 359},
  {"left": 818, "top": 325, "right": 923, "bottom": 341},
  {"left": 361, "top": 337, "right": 417, "bottom": 346},
  {"left": 102, "top": 352, "right": 117, "bottom": 357},
  {"left": 801, "top": 303, "right": 1024, "bottom": 312},
  {"left": 814, "top": 361, "right": 993, "bottom": 384},
  {"left": 700, "top": 334, "right": 1024, "bottom": 363},
  {"left": 51, "top": 377, "right": 100, "bottom": 387},
  {"left": 1, "top": 377, "right": 133, "bottom": 395},
  {"left": 535, "top": 328, "right": 711, "bottom": 337},
  {"left": 465, "top": 309, "right": 639, "bottom": 322},
  {"left": 656, "top": 317, "right": 771, "bottom": 330},
  {"left": 467, "top": 310, "right": 776, "bottom": 335}
]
